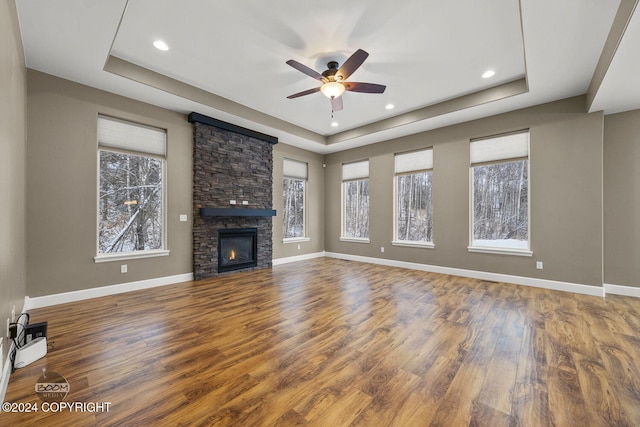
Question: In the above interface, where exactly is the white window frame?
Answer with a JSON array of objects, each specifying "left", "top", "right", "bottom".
[
  {"left": 282, "top": 158, "right": 309, "bottom": 243},
  {"left": 94, "top": 115, "right": 169, "bottom": 263},
  {"left": 468, "top": 130, "right": 532, "bottom": 256},
  {"left": 340, "top": 160, "right": 370, "bottom": 243},
  {"left": 392, "top": 148, "right": 435, "bottom": 249}
]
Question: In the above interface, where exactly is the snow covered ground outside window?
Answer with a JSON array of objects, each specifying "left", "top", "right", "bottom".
[{"left": 471, "top": 239, "right": 528, "bottom": 249}]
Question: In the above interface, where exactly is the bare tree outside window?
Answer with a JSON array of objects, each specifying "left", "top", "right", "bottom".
[
  {"left": 99, "top": 150, "right": 163, "bottom": 253},
  {"left": 396, "top": 171, "right": 433, "bottom": 242},
  {"left": 343, "top": 179, "right": 369, "bottom": 238},
  {"left": 283, "top": 177, "right": 304, "bottom": 239},
  {"left": 472, "top": 159, "right": 528, "bottom": 249}
]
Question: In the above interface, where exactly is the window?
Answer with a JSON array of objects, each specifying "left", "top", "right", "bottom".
[
  {"left": 470, "top": 130, "right": 530, "bottom": 255},
  {"left": 283, "top": 158, "right": 307, "bottom": 240},
  {"left": 394, "top": 148, "right": 434, "bottom": 247},
  {"left": 96, "top": 115, "right": 167, "bottom": 260},
  {"left": 341, "top": 160, "right": 369, "bottom": 241}
]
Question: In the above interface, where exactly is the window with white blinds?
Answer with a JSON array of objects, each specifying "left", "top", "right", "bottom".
[
  {"left": 394, "top": 148, "right": 434, "bottom": 246},
  {"left": 470, "top": 130, "right": 531, "bottom": 255},
  {"left": 283, "top": 158, "right": 307, "bottom": 240},
  {"left": 342, "top": 160, "right": 369, "bottom": 181},
  {"left": 342, "top": 160, "right": 369, "bottom": 241},
  {"left": 283, "top": 158, "right": 308, "bottom": 179},
  {"left": 395, "top": 148, "right": 433, "bottom": 173},
  {"left": 96, "top": 116, "right": 167, "bottom": 259},
  {"left": 98, "top": 115, "right": 166, "bottom": 157},
  {"left": 470, "top": 131, "right": 528, "bottom": 165}
]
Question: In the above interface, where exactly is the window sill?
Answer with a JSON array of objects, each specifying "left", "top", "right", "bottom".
[
  {"left": 283, "top": 237, "right": 311, "bottom": 244},
  {"left": 392, "top": 240, "right": 435, "bottom": 249},
  {"left": 94, "top": 249, "right": 170, "bottom": 263},
  {"left": 339, "top": 237, "right": 370, "bottom": 244},
  {"left": 467, "top": 246, "right": 533, "bottom": 257}
]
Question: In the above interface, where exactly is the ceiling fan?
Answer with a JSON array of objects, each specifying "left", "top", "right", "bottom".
[{"left": 285, "top": 49, "right": 386, "bottom": 112}]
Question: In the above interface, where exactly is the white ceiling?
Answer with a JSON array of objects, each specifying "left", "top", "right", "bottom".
[{"left": 15, "top": 0, "right": 634, "bottom": 154}]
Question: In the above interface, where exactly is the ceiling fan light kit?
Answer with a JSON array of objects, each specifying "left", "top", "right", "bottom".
[
  {"left": 320, "top": 81, "right": 345, "bottom": 99},
  {"left": 286, "top": 49, "right": 386, "bottom": 113}
]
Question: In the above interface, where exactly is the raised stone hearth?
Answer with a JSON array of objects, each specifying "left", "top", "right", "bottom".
[{"left": 189, "top": 113, "right": 277, "bottom": 280}]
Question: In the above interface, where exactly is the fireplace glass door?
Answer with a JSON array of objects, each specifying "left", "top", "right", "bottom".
[{"left": 218, "top": 228, "right": 257, "bottom": 272}]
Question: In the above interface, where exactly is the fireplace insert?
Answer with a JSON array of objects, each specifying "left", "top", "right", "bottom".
[{"left": 218, "top": 228, "right": 258, "bottom": 273}]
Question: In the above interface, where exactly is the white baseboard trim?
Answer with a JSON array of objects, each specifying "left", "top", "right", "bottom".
[
  {"left": 324, "top": 252, "right": 605, "bottom": 297},
  {"left": 604, "top": 283, "right": 640, "bottom": 298},
  {"left": 272, "top": 251, "right": 327, "bottom": 266},
  {"left": 25, "top": 273, "right": 194, "bottom": 310}
]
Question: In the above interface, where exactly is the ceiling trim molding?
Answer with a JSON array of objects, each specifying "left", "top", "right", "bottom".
[
  {"left": 104, "top": 55, "right": 529, "bottom": 151},
  {"left": 101, "top": 1, "right": 531, "bottom": 152},
  {"left": 517, "top": 0, "right": 530, "bottom": 94},
  {"left": 103, "top": 55, "right": 325, "bottom": 145},
  {"left": 326, "top": 78, "right": 528, "bottom": 145},
  {"left": 586, "top": 0, "right": 639, "bottom": 112}
]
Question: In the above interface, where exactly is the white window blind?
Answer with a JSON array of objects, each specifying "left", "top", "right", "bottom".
[
  {"left": 283, "top": 158, "right": 308, "bottom": 179},
  {"left": 395, "top": 148, "right": 433, "bottom": 173},
  {"left": 98, "top": 115, "right": 166, "bottom": 157},
  {"left": 470, "top": 131, "right": 528, "bottom": 165},
  {"left": 342, "top": 160, "right": 369, "bottom": 181}
]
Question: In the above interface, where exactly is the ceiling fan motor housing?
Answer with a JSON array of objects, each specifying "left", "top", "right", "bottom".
[{"left": 322, "top": 61, "right": 341, "bottom": 81}]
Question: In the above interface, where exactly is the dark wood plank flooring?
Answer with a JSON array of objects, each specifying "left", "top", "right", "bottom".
[{"left": 2, "top": 258, "right": 640, "bottom": 426}]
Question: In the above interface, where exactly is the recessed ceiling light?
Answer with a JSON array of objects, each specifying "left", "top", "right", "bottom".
[
  {"left": 331, "top": 122, "right": 339, "bottom": 127},
  {"left": 385, "top": 104, "right": 395, "bottom": 110},
  {"left": 482, "top": 70, "right": 495, "bottom": 79},
  {"left": 153, "top": 40, "right": 169, "bottom": 51}
]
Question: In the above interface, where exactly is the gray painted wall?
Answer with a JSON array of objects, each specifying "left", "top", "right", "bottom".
[
  {"left": 325, "top": 97, "right": 605, "bottom": 287},
  {"left": 17, "top": 60, "right": 640, "bottom": 297},
  {"left": 25, "top": 69, "right": 329, "bottom": 298},
  {"left": 604, "top": 110, "right": 640, "bottom": 288},
  {"left": 1, "top": 0, "right": 27, "bottom": 362},
  {"left": 26, "top": 70, "right": 193, "bottom": 297},
  {"left": 272, "top": 143, "right": 325, "bottom": 259}
]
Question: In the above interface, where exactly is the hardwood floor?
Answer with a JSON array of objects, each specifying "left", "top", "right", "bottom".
[{"left": 2, "top": 258, "right": 640, "bottom": 426}]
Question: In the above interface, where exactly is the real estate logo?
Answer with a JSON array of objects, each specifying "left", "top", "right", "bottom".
[{"left": 35, "top": 369, "right": 70, "bottom": 402}]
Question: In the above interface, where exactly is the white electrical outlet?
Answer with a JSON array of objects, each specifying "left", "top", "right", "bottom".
[
  {"left": 381, "top": 247, "right": 385, "bottom": 253},
  {"left": 536, "top": 261, "right": 543, "bottom": 270},
  {"left": 297, "top": 244, "right": 301, "bottom": 250},
  {"left": 179, "top": 214, "right": 188, "bottom": 222},
  {"left": 121, "top": 264, "right": 128, "bottom": 273},
  {"left": 230, "top": 200, "right": 237, "bottom": 205},
  {"left": 6, "top": 318, "right": 10, "bottom": 339},
  {"left": 11, "top": 305, "right": 16, "bottom": 322}
]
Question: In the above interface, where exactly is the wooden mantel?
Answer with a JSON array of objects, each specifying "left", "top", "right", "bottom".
[{"left": 199, "top": 208, "right": 277, "bottom": 217}]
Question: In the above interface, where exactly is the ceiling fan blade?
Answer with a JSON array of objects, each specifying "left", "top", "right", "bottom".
[
  {"left": 286, "top": 60, "right": 326, "bottom": 82},
  {"left": 344, "top": 82, "right": 386, "bottom": 94},
  {"left": 337, "top": 49, "right": 369, "bottom": 81},
  {"left": 330, "top": 96, "right": 343, "bottom": 112},
  {"left": 286, "top": 87, "right": 321, "bottom": 99}
]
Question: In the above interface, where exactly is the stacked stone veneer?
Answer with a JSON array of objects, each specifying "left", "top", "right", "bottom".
[{"left": 192, "top": 121, "right": 274, "bottom": 280}]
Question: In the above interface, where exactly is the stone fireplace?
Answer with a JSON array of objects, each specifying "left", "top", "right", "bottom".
[{"left": 189, "top": 113, "right": 277, "bottom": 280}]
